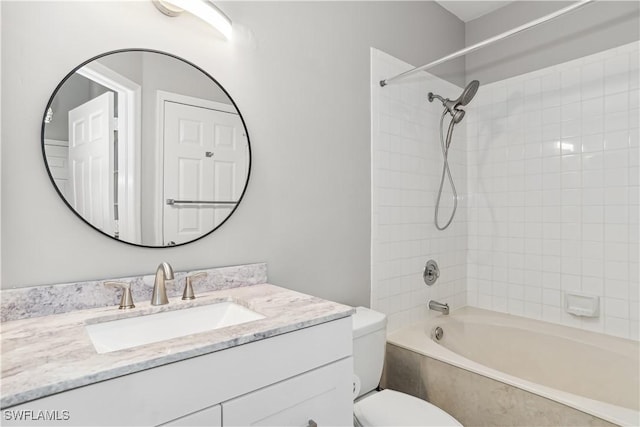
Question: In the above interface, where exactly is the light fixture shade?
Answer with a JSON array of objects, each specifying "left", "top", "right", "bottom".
[{"left": 155, "top": 0, "right": 232, "bottom": 40}]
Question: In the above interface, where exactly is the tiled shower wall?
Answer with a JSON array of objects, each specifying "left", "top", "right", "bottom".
[
  {"left": 466, "top": 42, "right": 639, "bottom": 340},
  {"left": 371, "top": 49, "right": 467, "bottom": 333}
]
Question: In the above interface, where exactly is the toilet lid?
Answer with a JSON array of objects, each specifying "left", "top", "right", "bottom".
[{"left": 354, "top": 389, "right": 462, "bottom": 426}]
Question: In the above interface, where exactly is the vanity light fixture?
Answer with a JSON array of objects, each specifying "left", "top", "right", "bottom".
[{"left": 152, "top": 0, "right": 232, "bottom": 40}]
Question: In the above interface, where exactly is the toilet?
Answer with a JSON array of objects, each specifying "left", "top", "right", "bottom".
[{"left": 352, "top": 306, "right": 462, "bottom": 427}]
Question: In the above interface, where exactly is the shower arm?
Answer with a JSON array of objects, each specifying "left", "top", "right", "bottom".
[{"left": 379, "top": 0, "right": 595, "bottom": 87}]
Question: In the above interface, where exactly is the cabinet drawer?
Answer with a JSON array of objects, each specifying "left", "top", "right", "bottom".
[
  {"left": 159, "top": 404, "right": 221, "bottom": 426},
  {"left": 223, "top": 357, "right": 352, "bottom": 426}
]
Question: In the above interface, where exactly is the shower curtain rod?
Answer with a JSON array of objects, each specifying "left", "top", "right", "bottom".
[{"left": 379, "top": 0, "right": 595, "bottom": 87}]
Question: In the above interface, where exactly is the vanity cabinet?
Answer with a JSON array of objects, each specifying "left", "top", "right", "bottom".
[
  {"left": 4, "top": 317, "right": 352, "bottom": 427},
  {"left": 161, "top": 405, "right": 222, "bottom": 426},
  {"left": 223, "top": 358, "right": 351, "bottom": 426}
]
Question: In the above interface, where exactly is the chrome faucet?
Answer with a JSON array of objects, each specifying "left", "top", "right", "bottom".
[
  {"left": 428, "top": 300, "right": 449, "bottom": 315},
  {"left": 151, "top": 262, "right": 174, "bottom": 305}
]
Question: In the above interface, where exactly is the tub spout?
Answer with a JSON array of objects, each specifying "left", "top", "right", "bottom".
[{"left": 429, "top": 300, "right": 449, "bottom": 315}]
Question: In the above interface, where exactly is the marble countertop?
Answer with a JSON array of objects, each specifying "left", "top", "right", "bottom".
[{"left": 0, "top": 283, "right": 354, "bottom": 408}]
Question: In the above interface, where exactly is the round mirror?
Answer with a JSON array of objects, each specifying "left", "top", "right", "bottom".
[{"left": 42, "top": 49, "right": 251, "bottom": 247}]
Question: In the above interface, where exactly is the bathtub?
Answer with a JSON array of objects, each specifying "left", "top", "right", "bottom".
[{"left": 384, "top": 307, "right": 639, "bottom": 426}]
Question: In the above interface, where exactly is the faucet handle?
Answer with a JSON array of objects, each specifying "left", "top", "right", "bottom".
[
  {"left": 104, "top": 281, "right": 135, "bottom": 309},
  {"left": 182, "top": 272, "right": 207, "bottom": 300}
]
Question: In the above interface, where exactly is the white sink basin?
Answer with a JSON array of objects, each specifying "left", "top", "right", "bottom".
[{"left": 86, "top": 302, "right": 265, "bottom": 353}]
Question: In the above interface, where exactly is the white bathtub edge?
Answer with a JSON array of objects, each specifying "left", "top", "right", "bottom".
[{"left": 387, "top": 319, "right": 640, "bottom": 427}]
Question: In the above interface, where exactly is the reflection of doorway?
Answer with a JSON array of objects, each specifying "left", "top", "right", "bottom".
[
  {"left": 157, "top": 92, "right": 248, "bottom": 246},
  {"left": 68, "top": 92, "right": 115, "bottom": 235},
  {"left": 75, "top": 63, "right": 142, "bottom": 242}
]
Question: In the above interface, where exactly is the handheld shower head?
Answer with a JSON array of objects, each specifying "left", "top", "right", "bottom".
[
  {"left": 458, "top": 80, "right": 480, "bottom": 106},
  {"left": 451, "top": 108, "right": 465, "bottom": 124},
  {"left": 429, "top": 80, "right": 480, "bottom": 231},
  {"left": 428, "top": 80, "right": 480, "bottom": 124}
]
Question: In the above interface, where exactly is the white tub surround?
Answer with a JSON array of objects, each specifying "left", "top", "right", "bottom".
[
  {"left": 1, "top": 282, "right": 353, "bottom": 408},
  {"left": 0, "top": 263, "right": 267, "bottom": 322},
  {"left": 387, "top": 307, "right": 639, "bottom": 426},
  {"left": 371, "top": 48, "right": 467, "bottom": 333},
  {"left": 466, "top": 41, "right": 639, "bottom": 340}
]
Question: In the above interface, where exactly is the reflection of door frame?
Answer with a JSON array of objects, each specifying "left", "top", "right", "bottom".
[
  {"left": 77, "top": 62, "right": 142, "bottom": 242},
  {"left": 155, "top": 90, "right": 237, "bottom": 245}
]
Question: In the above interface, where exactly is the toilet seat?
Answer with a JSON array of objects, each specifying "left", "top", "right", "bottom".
[{"left": 354, "top": 389, "right": 462, "bottom": 426}]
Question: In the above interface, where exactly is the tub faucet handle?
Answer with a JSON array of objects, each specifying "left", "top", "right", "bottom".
[
  {"left": 423, "top": 260, "right": 440, "bottom": 286},
  {"left": 104, "top": 281, "right": 135, "bottom": 310},
  {"left": 182, "top": 272, "right": 207, "bottom": 300}
]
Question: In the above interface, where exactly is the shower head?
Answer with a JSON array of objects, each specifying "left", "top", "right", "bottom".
[
  {"left": 428, "top": 80, "right": 480, "bottom": 124},
  {"left": 458, "top": 80, "right": 480, "bottom": 106}
]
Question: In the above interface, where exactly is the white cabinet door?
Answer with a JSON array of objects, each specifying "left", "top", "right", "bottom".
[
  {"left": 223, "top": 357, "right": 353, "bottom": 427},
  {"left": 159, "top": 404, "right": 221, "bottom": 427}
]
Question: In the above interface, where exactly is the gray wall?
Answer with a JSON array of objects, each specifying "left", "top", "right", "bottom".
[
  {"left": 0, "top": 1, "right": 464, "bottom": 307},
  {"left": 466, "top": 1, "right": 640, "bottom": 84}
]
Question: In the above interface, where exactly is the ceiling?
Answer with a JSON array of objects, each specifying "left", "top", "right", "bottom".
[{"left": 436, "top": 1, "right": 515, "bottom": 22}]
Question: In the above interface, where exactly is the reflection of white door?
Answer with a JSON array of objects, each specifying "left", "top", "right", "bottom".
[
  {"left": 163, "top": 101, "right": 247, "bottom": 245},
  {"left": 68, "top": 92, "right": 115, "bottom": 236}
]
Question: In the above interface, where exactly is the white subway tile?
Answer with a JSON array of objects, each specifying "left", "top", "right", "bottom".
[
  {"left": 542, "top": 106, "right": 562, "bottom": 124},
  {"left": 561, "top": 102, "right": 582, "bottom": 122},
  {"left": 542, "top": 89, "right": 562, "bottom": 108},
  {"left": 562, "top": 119, "right": 582, "bottom": 138},
  {"left": 524, "top": 302, "right": 543, "bottom": 319},
  {"left": 605, "top": 112, "right": 629, "bottom": 132},
  {"left": 581, "top": 115, "right": 604, "bottom": 135},
  {"left": 543, "top": 289, "right": 562, "bottom": 307},
  {"left": 604, "top": 168, "right": 628, "bottom": 187},
  {"left": 630, "top": 89, "right": 640, "bottom": 110},
  {"left": 630, "top": 109, "right": 639, "bottom": 129},
  {"left": 605, "top": 57, "right": 629, "bottom": 95},
  {"left": 605, "top": 242, "right": 629, "bottom": 262},
  {"left": 604, "top": 130, "right": 629, "bottom": 150},
  {"left": 542, "top": 72, "right": 561, "bottom": 92},
  {"left": 605, "top": 205, "right": 629, "bottom": 225},
  {"left": 581, "top": 316, "right": 605, "bottom": 334},
  {"left": 582, "top": 223, "right": 604, "bottom": 240},
  {"left": 604, "top": 316, "right": 630, "bottom": 338},
  {"left": 582, "top": 276, "right": 604, "bottom": 295},
  {"left": 604, "top": 92, "right": 629, "bottom": 114},
  {"left": 604, "top": 149, "right": 630, "bottom": 170},
  {"left": 582, "top": 98, "right": 604, "bottom": 117},
  {"left": 582, "top": 61, "right": 603, "bottom": 85},
  {"left": 605, "top": 186, "right": 629, "bottom": 205},
  {"left": 582, "top": 152, "right": 604, "bottom": 170},
  {"left": 561, "top": 188, "right": 582, "bottom": 205},
  {"left": 605, "top": 261, "right": 630, "bottom": 281},
  {"left": 581, "top": 133, "right": 604, "bottom": 153}
]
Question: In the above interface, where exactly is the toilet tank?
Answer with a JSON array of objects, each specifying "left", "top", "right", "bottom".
[{"left": 352, "top": 306, "right": 387, "bottom": 398}]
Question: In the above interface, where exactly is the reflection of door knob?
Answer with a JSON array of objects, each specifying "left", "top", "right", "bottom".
[
  {"left": 205, "top": 151, "right": 214, "bottom": 157},
  {"left": 167, "top": 241, "right": 176, "bottom": 246}
]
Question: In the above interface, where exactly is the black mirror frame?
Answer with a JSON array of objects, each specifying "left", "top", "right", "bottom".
[{"left": 41, "top": 48, "right": 252, "bottom": 248}]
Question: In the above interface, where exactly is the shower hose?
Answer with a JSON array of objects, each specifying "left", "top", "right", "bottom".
[{"left": 434, "top": 110, "right": 458, "bottom": 231}]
